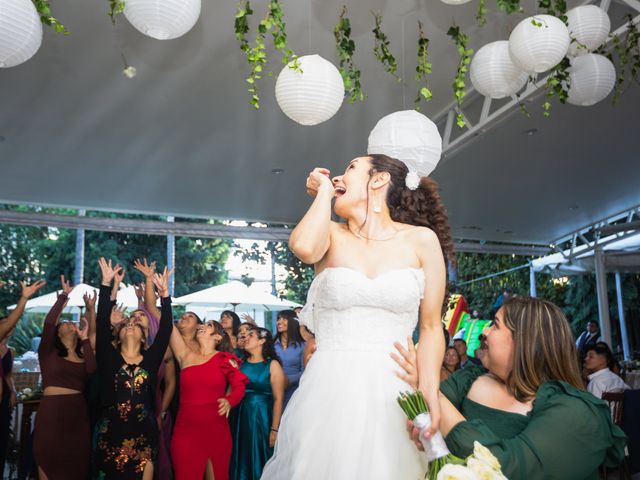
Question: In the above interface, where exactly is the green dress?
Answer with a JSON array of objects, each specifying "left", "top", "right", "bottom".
[
  {"left": 440, "top": 366, "right": 626, "bottom": 480},
  {"left": 230, "top": 359, "right": 273, "bottom": 480}
]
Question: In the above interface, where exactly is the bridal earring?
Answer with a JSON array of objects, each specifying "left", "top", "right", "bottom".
[{"left": 373, "top": 198, "right": 382, "bottom": 214}]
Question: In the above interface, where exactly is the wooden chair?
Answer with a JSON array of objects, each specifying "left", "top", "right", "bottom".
[{"left": 601, "top": 391, "right": 631, "bottom": 480}]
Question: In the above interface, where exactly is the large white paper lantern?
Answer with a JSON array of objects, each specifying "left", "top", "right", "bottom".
[
  {"left": 470, "top": 41, "right": 529, "bottom": 99},
  {"left": 367, "top": 110, "right": 442, "bottom": 187},
  {"left": 509, "top": 14, "right": 570, "bottom": 73},
  {"left": 0, "top": 0, "right": 42, "bottom": 68},
  {"left": 275, "top": 54, "right": 344, "bottom": 126},
  {"left": 566, "top": 5, "right": 610, "bottom": 57},
  {"left": 567, "top": 53, "right": 615, "bottom": 106},
  {"left": 124, "top": 0, "right": 201, "bottom": 40}
]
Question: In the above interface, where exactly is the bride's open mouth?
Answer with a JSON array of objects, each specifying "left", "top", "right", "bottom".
[{"left": 334, "top": 185, "right": 346, "bottom": 197}]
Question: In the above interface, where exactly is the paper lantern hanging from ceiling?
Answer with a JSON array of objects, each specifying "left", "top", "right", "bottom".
[
  {"left": 367, "top": 110, "right": 442, "bottom": 188},
  {"left": 567, "top": 53, "right": 615, "bottom": 106},
  {"left": 0, "top": 0, "right": 43, "bottom": 68},
  {"left": 124, "top": 0, "right": 201, "bottom": 40},
  {"left": 509, "top": 14, "right": 570, "bottom": 73},
  {"left": 275, "top": 54, "right": 344, "bottom": 126},
  {"left": 566, "top": 5, "right": 611, "bottom": 57},
  {"left": 470, "top": 41, "right": 529, "bottom": 99}
]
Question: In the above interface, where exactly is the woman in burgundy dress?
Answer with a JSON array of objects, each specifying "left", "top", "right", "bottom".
[
  {"left": 33, "top": 275, "right": 97, "bottom": 480},
  {"left": 170, "top": 319, "right": 248, "bottom": 480}
]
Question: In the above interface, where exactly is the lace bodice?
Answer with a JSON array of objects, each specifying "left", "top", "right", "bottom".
[{"left": 298, "top": 267, "right": 424, "bottom": 351}]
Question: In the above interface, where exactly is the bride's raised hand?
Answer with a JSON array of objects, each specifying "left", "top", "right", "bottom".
[{"left": 306, "top": 168, "right": 333, "bottom": 198}]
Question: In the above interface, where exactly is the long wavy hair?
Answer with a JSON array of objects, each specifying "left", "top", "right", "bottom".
[
  {"left": 208, "top": 320, "right": 233, "bottom": 354},
  {"left": 246, "top": 326, "right": 281, "bottom": 365},
  {"left": 501, "top": 297, "right": 584, "bottom": 402},
  {"left": 221, "top": 310, "right": 241, "bottom": 336},
  {"left": 368, "top": 154, "right": 456, "bottom": 268},
  {"left": 275, "top": 310, "right": 305, "bottom": 347},
  {"left": 53, "top": 323, "right": 84, "bottom": 358}
]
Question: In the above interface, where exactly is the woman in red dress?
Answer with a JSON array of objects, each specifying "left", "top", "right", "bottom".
[{"left": 170, "top": 319, "right": 248, "bottom": 480}]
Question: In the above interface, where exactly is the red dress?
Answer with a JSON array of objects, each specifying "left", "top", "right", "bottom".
[{"left": 171, "top": 352, "right": 248, "bottom": 480}]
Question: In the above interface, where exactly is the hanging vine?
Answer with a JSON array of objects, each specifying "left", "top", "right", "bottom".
[
  {"left": 602, "top": 15, "right": 640, "bottom": 103},
  {"left": 447, "top": 24, "right": 473, "bottom": 128},
  {"left": 414, "top": 21, "right": 433, "bottom": 109},
  {"left": 372, "top": 11, "right": 400, "bottom": 81},
  {"left": 33, "top": 0, "right": 68, "bottom": 33},
  {"left": 335, "top": 6, "right": 364, "bottom": 103},
  {"left": 496, "top": 0, "right": 523, "bottom": 14},
  {"left": 107, "top": 0, "right": 125, "bottom": 25},
  {"left": 476, "top": 0, "right": 488, "bottom": 27},
  {"left": 234, "top": 0, "right": 300, "bottom": 109},
  {"left": 538, "top": 0, "right": 568, "bottom": 23},
  {"left": 542, "top": 56, "right": 571, "bottom": 117}
]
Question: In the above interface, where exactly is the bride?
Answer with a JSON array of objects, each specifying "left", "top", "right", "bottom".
[{"left": 261, "top": 151, "right": 455, "bottom": 479}]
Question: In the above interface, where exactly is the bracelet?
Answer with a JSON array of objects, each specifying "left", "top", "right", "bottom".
[{"left": 271, "top": 428, "right": 278, "bottom": 433}]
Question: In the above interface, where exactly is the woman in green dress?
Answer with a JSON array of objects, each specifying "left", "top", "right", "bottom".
[
  {"left": 397, "top": 297, "right": 626, "bottom": 480},
  {"left": 230, "top": 327, "right": 286, "bottom": 480}
]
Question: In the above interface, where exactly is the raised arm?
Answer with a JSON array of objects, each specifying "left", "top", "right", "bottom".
[
  {"left": 415, "top": 228, "right": 446, "bottom": 438},
  {"left": 134, "top": 258, "right": 161, "bottom": 320},
  {"left": 288, "top": 168, "right": 335, "bottom": 264},
  {"left": 83, "top": 290, "right": 97, "bottom": 351},
  {"left": 39, "top": 276, "right": 75, "bottom": 356},
  {"left": 269, "top": 360, "right": 287, "bottom": 448},
  {"left": 76, "top": 319, "right": 97, "bottom": 373},
  {"left": 147, "top": 268, "right": 174, "bottom": 366},
  {"left": 96, "top": 258, "right": 121, "bottom": 362},
  {"left": 0, "top": 280, "right": 46, "bottom": 341}
]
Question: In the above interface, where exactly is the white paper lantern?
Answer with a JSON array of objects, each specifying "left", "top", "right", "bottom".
[
  {"left": 124, "top": 0, "right": 201, "bottom": 40},
  {"left": 367, "top": 110, "right": 442, "bottom": 185},
  {"left": 275, "top": 54, "right": 344, "bottom": 126},
  {"left": 566, "top": 5, "right": 610, "bottom": 57},
  {"left": 509, "top": 14, "right": 570, "bottom": 73},
  {"left": 470, "top": 41, "right": 529, "bottom": 99},
  {"left": 567, "top": 53, "right": 615, "bottom": 106},
  {"left": 0, "top": 0, "right": 42, "bottom": 68}
]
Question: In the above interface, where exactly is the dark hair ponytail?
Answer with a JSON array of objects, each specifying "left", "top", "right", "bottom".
[{"left": 368, "top": 154, "right": 456, "bottom": 268}]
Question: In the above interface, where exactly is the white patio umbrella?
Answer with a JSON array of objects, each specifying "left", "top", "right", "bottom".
[
  {"left": 8, "top": 283, "right": 141, "bottom": 313},
  {"left": 173, "top": 281, "right": 300, "bottom": 313}
]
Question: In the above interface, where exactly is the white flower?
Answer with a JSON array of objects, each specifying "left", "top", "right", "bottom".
[
  {"left": 405, "top": 170, "right": 421, "bottom": 190},
  {"left": 123, "top": 66, "right": 137, "bottom": 79},
  {"left": 467, "top": 458, "right": 507, "bottom": 480},
  {"left": 472, "top": 442, "right": 502, "bottom": 472},
  {"left": 436, "top": 464, "right": 479, "bottom": 480}
]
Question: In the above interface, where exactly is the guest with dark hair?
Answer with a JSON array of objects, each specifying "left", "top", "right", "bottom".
[
  {"left": 584, "top": 342, "right": 629, "bottom": 399},
  {"left": 453, "top": 338, "right": 481, "bottom": 368},
  {"left": 274, "top": 310, "right": 306, "bottom": 409},
  {"left": 230, "top": 327, "right": 286, "bottom": 480},
  {"left": 440, "top": 346, "right": 461, "bottom": 382},
  {"left": 221, "top": 311, "right": 242, "bottom": 355},
  {"left": 33, "top": 276, "right": 96, "bottom": 480},
  {"left": 576, "top": 320, "right": 602, "bottom": 357}
]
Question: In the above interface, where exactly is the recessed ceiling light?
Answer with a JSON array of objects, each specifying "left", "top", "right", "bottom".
[
  {"left": 523, "top": 128, "right": 537, "bottom": 136},
  {"left": 271, "top": 168, "right": 284, "bottom": 175}
]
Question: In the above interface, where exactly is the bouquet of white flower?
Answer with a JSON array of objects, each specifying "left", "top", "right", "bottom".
[{"left": 397, "top": 391, "right": 508, "bottom": 480}]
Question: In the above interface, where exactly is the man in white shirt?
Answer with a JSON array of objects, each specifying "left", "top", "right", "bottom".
[{"left": 584, "top": 343, "right": 629, "bottom": 399}]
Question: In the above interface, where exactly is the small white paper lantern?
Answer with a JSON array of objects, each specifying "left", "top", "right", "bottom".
[
  {"left": 509, "top": 14, "right": 570, "bottom": 73},
  {"left": 567, "top": 53, "right": 615, "bottom": 106},
  {"left": 566, "top": 5, "right": 611, "bottom": 57},
  {"left": 0, "top": 0, "right": 43, "bottom": 68},
  {"left": 275, "top": 54, "right": 344, "bottom": 126},
  {"left": 470, "top": 41, "right": 529, "bottom": 99},
  {"left": 124, "top": 0, "right": 201, "bottom": 40},
  {"left": 367, "top": 110, "right": 442, "bottom": 187}
]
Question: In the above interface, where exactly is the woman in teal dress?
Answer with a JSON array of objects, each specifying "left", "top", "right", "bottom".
[
  {"left": 230, "top": 327, "right": 286, "bottom": 480},
  {"left": 398, "top": 297, "right": 626, "bottom": 480}
]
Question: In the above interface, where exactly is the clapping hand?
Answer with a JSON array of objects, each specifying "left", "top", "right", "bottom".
[
  {"left": 20, "top": 280, "right": 46, "bottom": 299},
  {"left": 98, "top": 258, "right": 121, "bottom": 286},
  {"left": 306, "top": 168, "right": 333, "bottom": 198},
  {"left": 133, "top": 258, "right": 156, "bottom": 278}
]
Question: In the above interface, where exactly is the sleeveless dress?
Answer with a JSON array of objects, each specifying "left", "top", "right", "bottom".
[
  {"left": 171, "top": 352, "right": 248, "bottom": 480},
  {"left": 231, "top": 360, "right": 274, "bottom": 480},
  {"left": 261, "top": 267, "right": 428, "bottom": 480}
]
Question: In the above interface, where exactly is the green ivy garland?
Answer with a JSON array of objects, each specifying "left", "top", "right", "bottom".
[
  {"left": 476, "top": 0, "right": 488, "bottom": 27},
  {"left": 542, "top": 56, "right": 570, "bottom": 117},
  {"left": 447, "top": 24, "right": 473, "bottom": 128},
  {"left": 234, "top": 0, "right": 299, "bottom": 109},
  {"left": 604, "top": 15, "right": 640, "bottom": 103},
  {"left": 414, "top": 21, "right": 433, "bottom": 109},
  {"left": 33, "top": 0, "right": 68, "bottom": 34},
  {"left": 496, "top": 0, "right": 523, "bottom": 14},
  {"left": 335, "top": 6, "right": 364, "bottom": 104},
  {"left": 538, "top": 0, "right": 568, "bottom": 23},
  {"left": 107, "top": 0, "right": 125, "bottom": 25},
  {"left": 372, "top": 11, "right": 400, "bottom": 81}
]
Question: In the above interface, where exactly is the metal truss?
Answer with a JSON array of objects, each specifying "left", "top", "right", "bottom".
[{"left": 433, "top": 0, "right": 640, "bottom": 160}]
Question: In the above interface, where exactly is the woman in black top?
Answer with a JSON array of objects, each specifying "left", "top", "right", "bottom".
[{"left": 93, "top": 258, "right": 173, "bottom": 480}]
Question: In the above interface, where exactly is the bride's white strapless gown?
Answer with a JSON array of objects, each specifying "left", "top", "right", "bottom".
[{"left": 261, "top": 267, "right": 428, "bottom": 480}]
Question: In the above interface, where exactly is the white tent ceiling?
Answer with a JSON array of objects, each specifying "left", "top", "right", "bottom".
[{"left": 0, "top": 0, "right": 638, "bottom": 246}]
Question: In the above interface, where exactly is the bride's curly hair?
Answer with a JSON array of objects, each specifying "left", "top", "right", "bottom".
[{"left": 368, "top": 154, "right": 456, "bottom": 268}]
